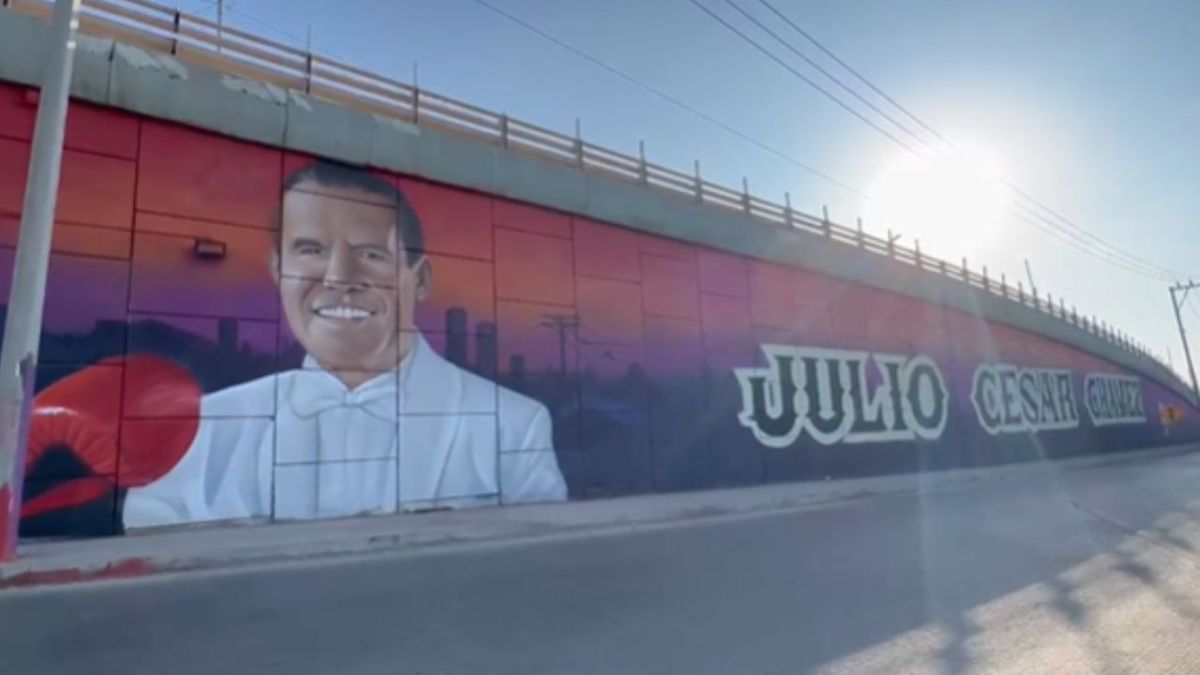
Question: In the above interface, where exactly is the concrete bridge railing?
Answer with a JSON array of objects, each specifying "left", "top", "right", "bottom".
[{"left": 0, "top": 0, "right": 1177, "bottom": 383}]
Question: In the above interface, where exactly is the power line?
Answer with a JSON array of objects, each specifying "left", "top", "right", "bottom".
[
  {"left": 1005, "top": 200, "right": 1173, "bottom": 281},
  {"left": 464, "top": 0, "right": 870, "bottom": 201},
  {"left": 466, "top": 0, "right": 1185, "bottom": 292},
  {"left": 751, "top": 0, "right": 1191, "bottom": 282},
  {"left": 703, "top": 0, "right": 1192, "bottom": 282},
  {"left": 720, "top": 0, "right": 1184, "bottom": 281},
  {"left": 1006, "top": 206, "right": 1170, "bottom": 281},
  {"left": 473, "top": 0, "right": 1178, "bottom": 290},
  {"left": 753, "top": 0, "right": 946, "bottom": 144},
  {"left": 999, "top": 177, "right": 1188, "bottom": 280},
  {"left": 719, "top": 0, "right": 930, "bottom": 151},
  {"left": 686, "top": 0, "right": 920, "bottom": 154}
]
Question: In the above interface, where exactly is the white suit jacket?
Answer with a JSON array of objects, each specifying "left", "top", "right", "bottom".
[{"left": 123, "top": 335, "right": 566, "bottom": 528}]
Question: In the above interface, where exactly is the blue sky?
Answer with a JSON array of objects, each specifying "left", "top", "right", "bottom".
[{"left": 182, "top": 0, "right": 1200, "bottom": 379}]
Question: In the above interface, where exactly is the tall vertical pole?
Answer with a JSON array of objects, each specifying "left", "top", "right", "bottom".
[
  {"left": 0, "top": 0, "right": 82, "bottom": 561},
  {"left": 411, "top": 62, "right": 420, "bottom": 123},
  {"left": 540, "top": 314, "right": 577, "bottom": 377},
  {"left": 1169, "top": 283, "right": 1199, "bottom": 401}
]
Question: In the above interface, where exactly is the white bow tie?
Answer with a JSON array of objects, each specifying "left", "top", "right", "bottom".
[{"left": 289, "top": 371, "right": 400, "bottom": 422}]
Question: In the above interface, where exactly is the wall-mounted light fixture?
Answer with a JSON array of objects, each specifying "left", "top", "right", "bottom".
[{"left": 193, "top": 238, "right": 227, "bottom": 259}]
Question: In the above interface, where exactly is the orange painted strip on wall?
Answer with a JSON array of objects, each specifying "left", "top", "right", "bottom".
[
  {"left": 697, "top": 249, "right": 749, "bottom": 298},
  {"left": 397, "top": 178, "right": 494, "bottom": 262},
  {"left": 58, "top": 150, "right": 136, "bottom": 230},
  {"left": 494, "top": 228, "right": 575, "bottom": 307},
  {"left": 640, "top": 254, "right": 701, "bottom": 321},
  {"left": 0, "top": 139, "right": 137, "bottom": 232},
  {"left": 418, "top": 253, "right": 497, "bottom": 327},
  {"left": 0, "top": 83, "right": 35, "bottom": 141},
  {"left": 137, "top": 121, "right": 282, "bottom": 230},
  {"left": 0, "top": 218, "right": 132, "bottom": 260},
  {"left": 572, "top": 217, "right": 642, "bottom": 283},
  {"left": 575, "top": 276, "right": 644, "bottom": 346},
  {"left": 492, "top": 199, "right": 572, "bottom": 240}
]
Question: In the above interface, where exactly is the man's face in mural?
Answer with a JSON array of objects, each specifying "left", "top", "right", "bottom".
[{"left": 276, "top": 180, "right": 431, "bottom": 380}]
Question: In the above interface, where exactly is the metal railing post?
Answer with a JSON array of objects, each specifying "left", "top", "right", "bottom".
[
  {"left": 411, "top": 62, "right": 420, "bottom": 123},
  {"left": 638, "top": 140, "right": 647, "bottom": 186},
  {"left": 29, "top": 0, "right": 1155, "bottom": 377},
  {"left": 170, "top": 10, "right": 181, "bottom": 55},
  {"left": 573, "top": 118, "right": 583, "bottom": 168}
]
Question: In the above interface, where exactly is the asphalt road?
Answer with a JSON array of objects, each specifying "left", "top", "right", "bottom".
[{"left": 5, "top": 451, "right": 1200, "bottom": 674}]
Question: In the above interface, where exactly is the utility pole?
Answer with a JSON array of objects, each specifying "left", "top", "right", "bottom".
[
  {"left": 1023, "top": 259, "right": 1037, "bottom": 298},
  {"left": 1169, "top": 280, "right": 1200, "bottom": 401},
  {"left": 0, "top": 0, "right": 82, "bottom": 561},
  {"left": 540, "top": 314, "right": 579, "bottom": 377}
]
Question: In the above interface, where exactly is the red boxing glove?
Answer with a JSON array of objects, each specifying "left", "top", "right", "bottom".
[
  {"left": 117, "top": 355, "right": 202, "bottom": 486},
  {"left": 23, "top": 355, "right": 201, "bottom": 518},
  {"left": 27, "top": 359, "right": 121, "bottom": 477},
  {"left": 21, "top": 478, "right": 112, "bottom": 520}
]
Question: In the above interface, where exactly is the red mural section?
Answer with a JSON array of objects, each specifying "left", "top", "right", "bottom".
[{"left": 1, "top": 81, "right": 1197, "bottom": 539}]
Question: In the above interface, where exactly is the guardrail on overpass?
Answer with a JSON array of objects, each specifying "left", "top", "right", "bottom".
[{"left": 1, "top": 0, "right": 1173, "bottom": 375}]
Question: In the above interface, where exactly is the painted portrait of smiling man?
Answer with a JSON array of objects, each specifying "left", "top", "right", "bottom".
[{"left": 122, "top": 161, "right": 567, "bottom": 528}]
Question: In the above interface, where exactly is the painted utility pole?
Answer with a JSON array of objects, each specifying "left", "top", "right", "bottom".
[
  {"left": 1169, "top": 280, "right": 1200, "bottom": 401},
  {"left": 540, "top": 314, "right": 579, "bottom": 377},
  {"left": 0, "top": 0, "right": 82, "bottom": 561}
]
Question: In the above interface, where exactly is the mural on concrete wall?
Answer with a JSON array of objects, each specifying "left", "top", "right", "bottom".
[{"left": 1, "top": 82, "right": 1198, "bottom": 537}]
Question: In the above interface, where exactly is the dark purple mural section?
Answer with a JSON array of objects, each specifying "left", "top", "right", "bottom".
[{"left": 1, "top": 82, "right": 1197, "bottom": 538}]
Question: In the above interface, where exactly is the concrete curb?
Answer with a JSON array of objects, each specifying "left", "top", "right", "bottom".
[{"left": 2, "top": 442, "right": 1196, "bottom": 590}]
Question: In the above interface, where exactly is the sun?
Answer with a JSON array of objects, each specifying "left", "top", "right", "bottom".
[{"left": 863, "top": 142, "right": 1011, "bottom": 264}]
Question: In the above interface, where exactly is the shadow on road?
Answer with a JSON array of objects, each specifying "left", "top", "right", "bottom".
[{"left": 3, "top": 452, "right": 1200, "bottom": 675}]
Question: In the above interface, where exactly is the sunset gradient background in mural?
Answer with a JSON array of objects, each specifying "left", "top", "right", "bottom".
[{"left": 1, "top": 80, "right": 1197, "bottom": 537}]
